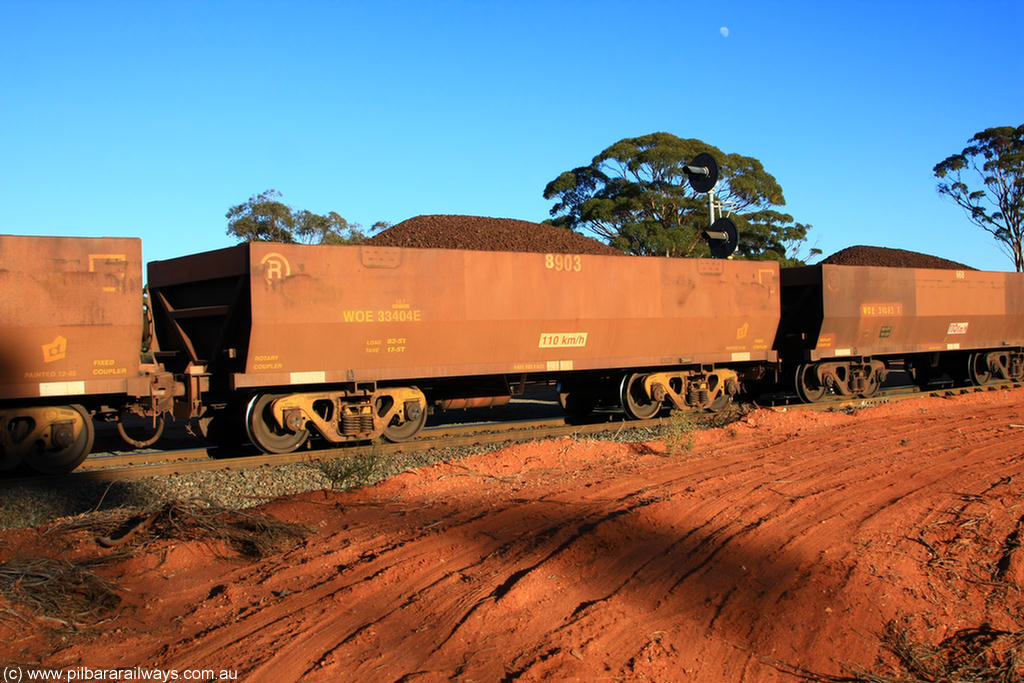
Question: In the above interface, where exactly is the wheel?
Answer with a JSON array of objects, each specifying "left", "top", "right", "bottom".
[
  {"left": 968, "top": 352, "right": 993, "bottom": 386},
  {"left": 380, "top": 398, "right": 427, "bottom": 442},
  {"left": 30, "top": 404, "right": 95, "bottom": 475},
  {"left": 559, "top": 392, "right": 597, "bottom": 420},
  {"left": 859, "top": 370, "right": 881, "bottom": 398},
  {"left": 116, "top": 410, "right": 165, "bottom": 448},
  {"left": 620, "top": 373, "right": 662, "bottom": 420},
  {"left": 245, "top": 394, "right": 309, "bottom": 454},
  {"left": 794, "top": 364, "right": 827, "bottom": 403}
]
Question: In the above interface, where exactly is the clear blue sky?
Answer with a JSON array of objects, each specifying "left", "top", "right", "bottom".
[{"left": 2, "top": 0, "right": 1022, "bottom": 271}]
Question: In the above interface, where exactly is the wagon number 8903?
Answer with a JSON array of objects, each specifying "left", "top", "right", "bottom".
[{"left": 545, "top": 254, "right": 582, "bottom": 272}]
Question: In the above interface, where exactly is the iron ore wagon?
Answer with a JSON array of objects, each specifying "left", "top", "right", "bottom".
[{"left": 146, "top": 242, "right": 781, "bottom": 454}]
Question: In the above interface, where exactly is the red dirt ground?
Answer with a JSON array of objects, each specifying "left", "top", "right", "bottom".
[{"left": 3, "top": 389, "right": 1024, "bottom": 682}]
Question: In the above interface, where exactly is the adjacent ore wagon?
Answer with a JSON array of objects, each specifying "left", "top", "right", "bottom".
[
  {"left": 147, "top": 242, "right": 781, "bottom": 453},
  {"left": 0, "top": 235, "right": 170, "bottom": 473},
  {"left": 776, "top": 264, "right": 1024, "bottom": 401}
]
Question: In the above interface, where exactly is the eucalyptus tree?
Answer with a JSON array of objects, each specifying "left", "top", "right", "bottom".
[
  {"left": 226, "top": 190, "right": 376, "bottom": 244},
  {"left": 934, "top": 125, "right": 1024, "bottom": 271},
  {"left": 543, "top": 132, "right": 812, "bottom": 263}
]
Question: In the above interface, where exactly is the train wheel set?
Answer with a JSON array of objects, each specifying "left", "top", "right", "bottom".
[
  {"left": 0, "top": 404, "right": 94, "bottom": 474},
  {"left": 239, "top": 386, "right": 429, "bottom": 454}
]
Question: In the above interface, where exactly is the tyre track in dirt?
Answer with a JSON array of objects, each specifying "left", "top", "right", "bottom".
[{"left": 14, "top": 389, "right": 1024, "bottom": 682}]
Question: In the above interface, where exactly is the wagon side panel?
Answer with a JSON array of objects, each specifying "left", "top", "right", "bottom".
[
  {"left": 805, "top": 265, "right": 1024, "bottom": 360},
  {"left": 0, "top": 235, "right": 143, "bottom": 401},
  {"left": 235, "top": 244, "right": 779, "bottom": 388}
]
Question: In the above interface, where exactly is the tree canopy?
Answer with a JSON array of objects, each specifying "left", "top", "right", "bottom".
[
  {"left": 933, "top": 125, "right": 1024, "bottom": 271},
  {"left": 543, "top": 133, "right": 812, "bottom": 263},
  {"left": 226, "top": 190, "right": 384, "bottom": 244}
]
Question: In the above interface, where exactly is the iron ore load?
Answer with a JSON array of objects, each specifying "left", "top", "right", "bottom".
[{"left": 3, "top": 155, "right": 1024, "bottom": 474}]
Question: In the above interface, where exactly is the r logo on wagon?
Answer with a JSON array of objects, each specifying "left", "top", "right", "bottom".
[
  {"left": 260, "top": 252, "right": 291, "bottom": 283},
  {"left": 947, "top": 322, "right": 969, "bottom": 335}
]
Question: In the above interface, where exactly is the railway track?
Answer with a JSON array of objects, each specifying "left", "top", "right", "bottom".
[
  {"left": 5, "top": 380, "right": 1021, "bottom": 487},
  {"left": 9, "top": 414, "right": 636, "bottom": 485}
]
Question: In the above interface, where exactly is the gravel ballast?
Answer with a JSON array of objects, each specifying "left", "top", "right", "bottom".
[
  {"left": 0, "top": 422, "right": 706, "bottom": 531},
  {"left": 0, "top": 440, "right": 551, "bottom": 531}
]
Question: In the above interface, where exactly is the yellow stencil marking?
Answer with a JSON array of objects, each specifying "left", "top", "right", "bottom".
[
  {"left": 42, "top": 335, "right": 67, "bottom": 363},
  {"left": 860, "top": 302, "right": 904, "bottom": 317},
  {"left": 88, "top": 254, "right": 127, "bottom": 271},
  {"left": 539, "top": 333, "right": 588, "bottom": 348},
  {"left": 88, "top": 253, "right": 128, "bottom": 292}
]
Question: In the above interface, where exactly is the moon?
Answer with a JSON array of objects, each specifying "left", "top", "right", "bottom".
[{"left": 720, "top": 26, "right": 729, "bottom": 38}]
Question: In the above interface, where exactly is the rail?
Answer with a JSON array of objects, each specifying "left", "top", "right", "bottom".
[{"left": 4, "top": 380, "right": 1021, "bottom": 487}]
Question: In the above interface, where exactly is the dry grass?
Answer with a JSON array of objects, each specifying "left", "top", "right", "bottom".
[
  {"left": 912, "top": 481, "right": 1024, "bottom": 599},
  {"left": 0, "top": 557, "right": 120, "bottom": 626},
  {"left": 772, "top": 479, "right": 1024, "bottom": 683},
  {"left": 770, "top": 618, "right": 1023, "bottom": 682},
  {"left": 0, "top": 500, "right": 310, "bottom": 629},
  {"left": 55, "top": 498, "right": 311, "bottom": 559},
  {"left": 313, "top": 443, "right": 390, "bottom": 489},
  {"left": 876, "top": 619, "right": 1023, "bottom": 682}
]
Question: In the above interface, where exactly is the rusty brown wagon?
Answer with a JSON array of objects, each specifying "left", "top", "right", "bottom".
[
  {"left": 147, "top": 242, "right": 781, "bottom": 453},
  {"left": 0, "top": 235, "right": 176, "bottom": 473},
  {"left": 776, "top": 264, "right": 1024, "bottom": 401}
]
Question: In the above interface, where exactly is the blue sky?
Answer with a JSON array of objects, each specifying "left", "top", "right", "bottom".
[{"left": 2, "top": 0, "right": 1022, "bottom": 270}]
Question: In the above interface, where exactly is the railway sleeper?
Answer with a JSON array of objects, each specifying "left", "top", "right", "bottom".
[{"left": 247, "top": 386, "right": 429, "bottom": 454}]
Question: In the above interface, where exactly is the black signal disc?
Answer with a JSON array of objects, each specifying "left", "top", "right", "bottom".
[
  {"left": 687, "top": 153, "right": 719, "bottom": 193},
  {"left": 704, "top": 217, "right": 739, "bottom": 259}
]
